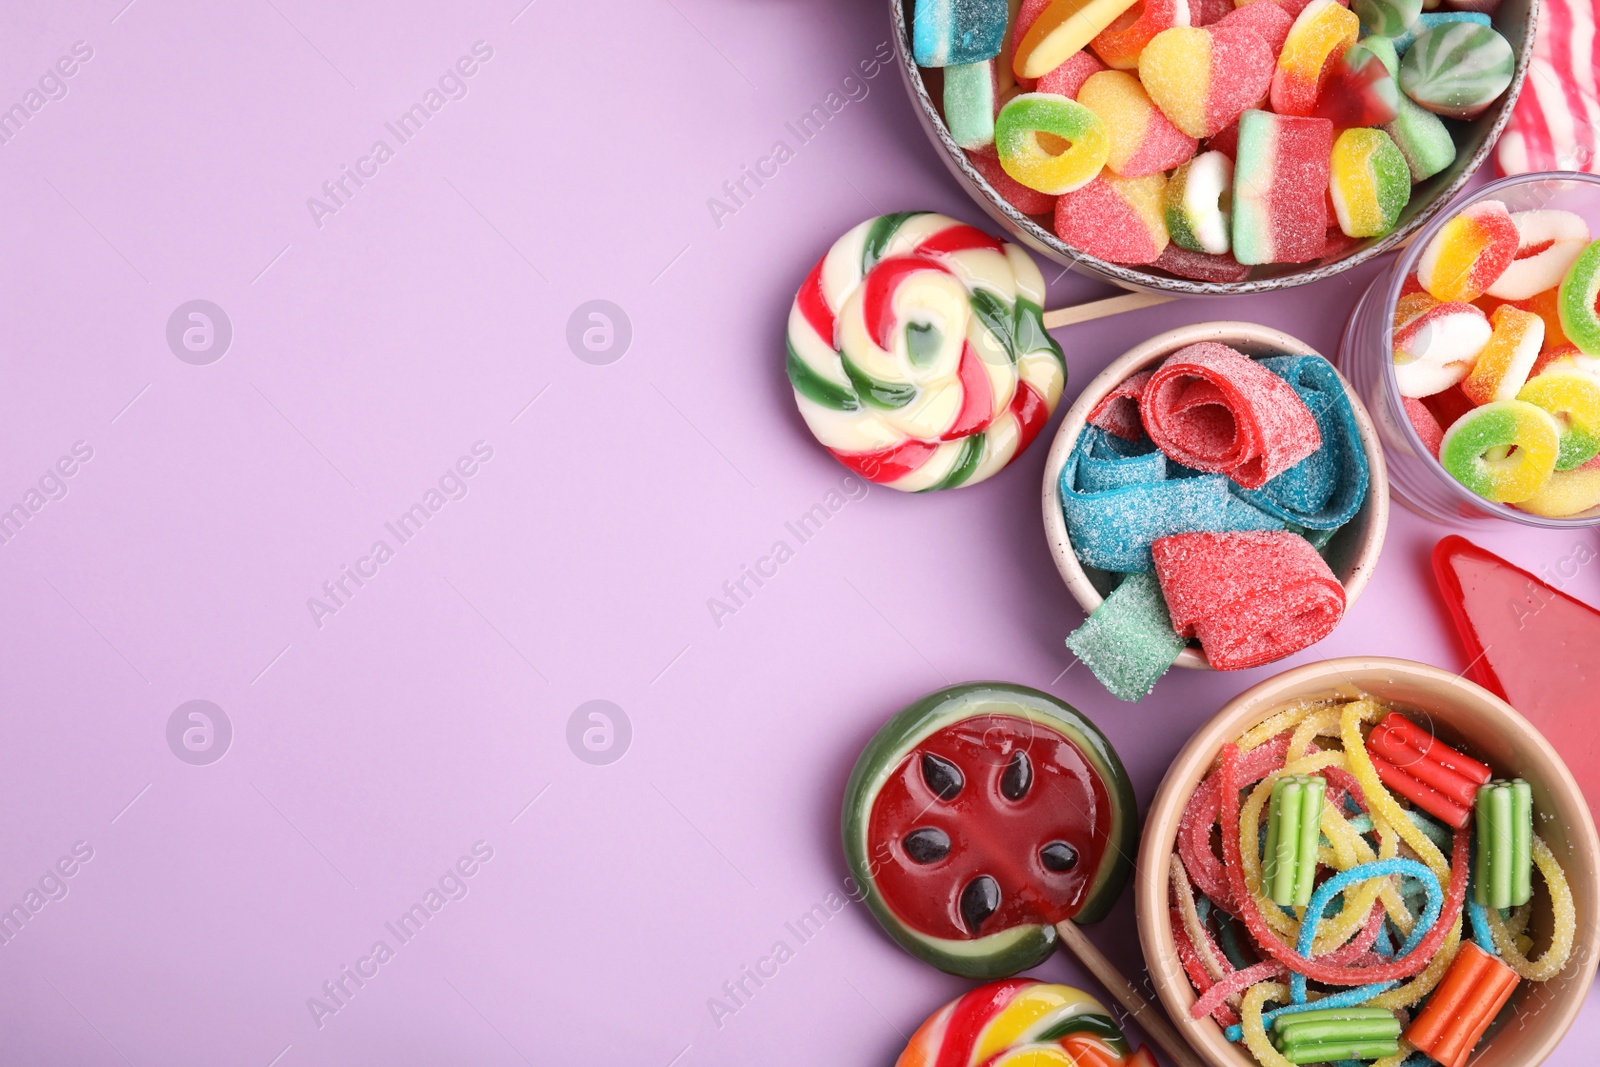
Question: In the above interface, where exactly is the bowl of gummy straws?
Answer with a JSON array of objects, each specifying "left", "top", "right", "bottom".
[
  {"left": 1340, "top": 171, "right": 1600, "bottom": 525},
  {"left": 1135, "top": 657, "right": 1600, "bottom": 1067},
  {"left": 890, "top": 0, "right": 1536, "bottom": 293}
]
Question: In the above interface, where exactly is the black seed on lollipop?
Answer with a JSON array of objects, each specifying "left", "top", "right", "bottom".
[
  {"left": 921, "top": 753, "right": 964, "bottom": 801},
  {"left": 959, "top": 876, "right": 1000, "bottom": 933},
  {"left": 1040, "top": 841, "right": 1079, "bottom": 872},
  {"left": 903, "top": 827, "right": 950, "bottom": 864},
  {"left": 1000, "top": 751, "right": 1033, "bottom": 800}
]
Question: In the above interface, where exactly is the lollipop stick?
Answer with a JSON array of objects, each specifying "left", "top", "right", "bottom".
[
  {"left": 1042, "top": 291, "right": 1176, "bottom": 330},
  {"left": 1054, "top": 920, "right": 1209, "bottom": 1067}
]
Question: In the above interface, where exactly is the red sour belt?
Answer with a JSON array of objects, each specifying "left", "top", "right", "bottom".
[{"left": 1219, "top": 743, "right": 1470, "bottom": 985}]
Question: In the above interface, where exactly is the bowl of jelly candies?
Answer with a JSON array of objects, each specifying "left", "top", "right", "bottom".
[
  {"left": 1040, "top": 321, "right": 1388, "bottom": 698},
  {"left": 890, "top": 0, "right": 1534, "bottom": 294},
  {"left": 1340, "top": 171, "right": 1600, "bottom": 525},
  {"left": 1135, "top": 655, "right": 1600, "bottom": 1067}
]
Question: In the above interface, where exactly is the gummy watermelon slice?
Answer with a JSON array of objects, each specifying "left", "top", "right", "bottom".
[{"left": 842, "top": 683, "right": 1138, "bottom": 979}]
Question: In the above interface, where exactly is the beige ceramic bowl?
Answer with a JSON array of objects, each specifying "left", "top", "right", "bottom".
[
  {"left": 1135, "top": 657, "right": 1600, "bottom": 1067},
  {"left": 1040, "top": 322, "right": 1389, "bottom": 669}
]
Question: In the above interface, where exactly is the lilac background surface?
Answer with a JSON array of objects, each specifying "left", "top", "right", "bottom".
[{"left": 0, "top": 1, "right": 1595, "bottom": 1064}]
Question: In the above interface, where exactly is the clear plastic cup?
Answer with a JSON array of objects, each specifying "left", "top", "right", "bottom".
[{"left": 1337, "top": 171, "right": 1600, "bottom": 527}]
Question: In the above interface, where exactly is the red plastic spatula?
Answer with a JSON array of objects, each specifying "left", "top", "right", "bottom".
[{"left": 1432, "top": 535, "right": 1600, "bottom": 826}]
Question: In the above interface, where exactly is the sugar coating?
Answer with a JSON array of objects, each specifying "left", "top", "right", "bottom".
[
  {"left": 1163, "top": 151, "right": 1234, "bottom": 254},
  {"left": 1353, "top": 0, "right": 1421, "bottom": 36},
  {"left": 1460, "top": 304, "right": 1543, "bottom": 405},
  {"left": 1309, "top": 42, "right": 1401, "bottom": 128},
  {"left": 1438, "top": 399, "right": 1561, "bottom": 503},
  {"left": 1140, "top": 24, "right": 1276, "bottom": 139},
  {"left": 1014, "top": 0, "right": 1146, "bottom": 78},
  {"left": 1518, "top": 465, "right": 1600, "bottom": 517},
  {"left": 1399, "top": 22, "right": 1514, "bottom": 120},
  {"left": 1558, "top": 240, "right": 1600, "bottom": 355},
  {"left": 1036, "top": 48, "right": 1109, "bottom": 97},
  {"left": 1393, "top": 301, "right": 1491, "bottom": 397},
  {"left": 1518, "top": 371, "right": 1600, "bottom": 471},
  {"left": 1075, "top": 425, "right": 1168, "bottom": 489},
  {"left": 1233, "top": 110, "right": 1334, "bottom": 264},
  {"left": 969, "top": 145, "right": 1058, "bottom": 214},
  {"left": 1236, "top": 354, "right": 1370, "bottom": 528},
  {"left": 945, "top": 61, "right": 999, "bottom": 148},
  {"left": 1484, "top": 210, "right": 1589, "bottom": 301},
  {"left": 1064, "top": 571, "right": 1188, "bottom": 700},
  {"left": 1403, "top": 395, "right": 1444, "bottom": 457},
  {"left": 1270, "top": 0, "right": 1359, "bottom": 117},
  {"left": 1154, "top": 243, "right": 1251, "bottom": 281},
  {"left": 1078, "top": 70, "right": 1199, "bottom": 176},
  {"left": 1361, "top": 33, "right": 1457, "bottom": 182},
  {"left": 914, "top": 0, "right": 1011, "bottom": 66},
  {"left": 1058, "top": 436, "right": 1231, "bottom": 570},
  {"left": 1214, "top": 0, "right": 1294, "bottom": 51},
  {"left": 1055, "top": 172, "right": 1170, "bottom": 263},
  {"left": 1087, "top": 368, "right": 1154, "bottom": 438},
  {"left": 1191, "top": 0, "right": 1236, "bottom": 22},
  {"left": 1091, "top": 0, "right": 1193, "bottom": 69},
  {"left": 1417, "top": 199, "right": 1518, "bottom": 302},
  {"left": 1140, "top": 341, "right": 1323, "bottom": 488},
  {"left": 1329, "top": 128, "right": 1410, "bottom": 238},
  {"left": 1150, "top": 530, "right": 1346, "bottom": 669},
  {"left": 995, "top": 92, "right": 1111, "bottom": 193}
]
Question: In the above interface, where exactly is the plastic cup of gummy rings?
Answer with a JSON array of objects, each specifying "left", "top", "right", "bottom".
[
  {"left": 1040, "top": 321, "right": 1389, "bottom": 671},
  {"left": 1339, "top": 171, "right": 1600, "bottom": 525},
  {"left": 888, "top": 0, "right": 1536, "bottom": 295},
  {"left": 1135, "top": 656, "right": 1600, "bottom": 1067}
]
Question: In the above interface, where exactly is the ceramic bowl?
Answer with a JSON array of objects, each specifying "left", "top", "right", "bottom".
[
  {"left": 1135, "top": 657, "right": 1600, "bottom": 1067},
  {"left": 888, "top": 0, "right": 1538, "bottom": 295},
  {"left": 1040, "top": 321, "right": 1389, "bottom": 669}
]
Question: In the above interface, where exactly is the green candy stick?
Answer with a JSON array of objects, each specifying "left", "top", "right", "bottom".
[
  {"left": 1475, "top": 778, "right": 1535, "bottom": 909},
  {"left": 1293, "top": 776, "right": 1324, "bottom": 908}
]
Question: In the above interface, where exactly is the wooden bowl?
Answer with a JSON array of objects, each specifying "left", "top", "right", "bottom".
[
  {"left": 1135, "top": 657, "right": 1600, "bottom": 1067},
  {"left": 1039, "top": 321, "right": 1389, "bottom": 670}
]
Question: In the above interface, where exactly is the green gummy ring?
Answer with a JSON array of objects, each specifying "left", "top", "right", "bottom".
[
  {"left": 840, "top": 682, "right": 1137, "bottom": 979},
  {"left": 1559, "top": 239, "right": 1600, "bottom": 356}
]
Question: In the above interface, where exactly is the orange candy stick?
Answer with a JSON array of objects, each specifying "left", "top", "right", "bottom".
[{"left": 1404, "top": 942, "right": 1520, "bottom": 1067}]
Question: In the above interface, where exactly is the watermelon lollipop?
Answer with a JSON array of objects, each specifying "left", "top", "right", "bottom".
[{"left": 842, "top": 682, "right": 1137, "bottom": 978}]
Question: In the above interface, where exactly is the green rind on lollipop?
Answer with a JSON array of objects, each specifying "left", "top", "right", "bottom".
[{"left": 840, "top": 682, "right": 1138, "bottom": 979}]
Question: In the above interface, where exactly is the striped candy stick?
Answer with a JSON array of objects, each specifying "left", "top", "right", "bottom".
[{"left": 1497, "top": 0, "right": 1600, "bottom": 175}]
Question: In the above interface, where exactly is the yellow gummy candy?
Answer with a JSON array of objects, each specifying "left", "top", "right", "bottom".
[
  {"left": 1241, "top": 983, "right": 1298, "bottom": 1067},
  {"left": 1487, "top": 835, "right": 1576, "bottom": 981},
  {"left": 1015, "top": 0, "right": 1144, "bottom": 79},
  {"left": 1518, "top": 466, "right": 1600, "bottom": 518}
]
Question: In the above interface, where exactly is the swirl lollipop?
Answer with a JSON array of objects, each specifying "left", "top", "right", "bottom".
[
  {"left": 843, "top": 682, "right": 1206, "bottom": 1067},
  {"left": 898, "top": 979, "right": 1158, "bottom": 1067},
  {"left": 787, "top": 213, "right": 1067, "bottom": 490}
]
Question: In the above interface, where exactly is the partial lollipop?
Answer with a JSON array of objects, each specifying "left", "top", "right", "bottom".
[
  {"left": 898, "top": 978, "right": 1158, "bottom": 1067},
  {"left": 843, "top": 682, "right": 1207, "bottom": 1067}
]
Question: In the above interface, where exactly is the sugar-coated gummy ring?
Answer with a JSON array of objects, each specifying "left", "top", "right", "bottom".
[
  {"left": 786, "top": 212, "right": 1067, "bottom": 492},
  {"left": 995, "top": 93, "right": 1112, "bottom": 195},
  {"left": 841, "top": 682, "right": 1137, "bottom": 979},
  {"left": 1558, "top": 239, "right": 1600, "bottom": 356},
  {"left": 1438, "top": 399, "right": 1562, "bottom": 503},
  {"left": 1518, "top": 371, "right": 1600, "bottom": 471},
  {"left": 1163, "top": 151, "right": 1233, "bottom": 255}
]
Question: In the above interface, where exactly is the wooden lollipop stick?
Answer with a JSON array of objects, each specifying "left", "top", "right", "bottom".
[
  {"left": 1042, "top": 291, "right": 1177, "bottom": 330},
  {"left": 1055, "top": 920, "right": 1210, "bottom": 1067}
]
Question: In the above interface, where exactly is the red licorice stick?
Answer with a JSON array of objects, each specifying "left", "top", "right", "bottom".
[
  {"left": 1179, "top": 736, "right": 1293, "bottom": 908},
  {"left": 1364, "top": 714, "right": 1490, "bottom": 828},
  {"left": 1219, "top": 744, "right": 1471, "bottom": 985}
]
